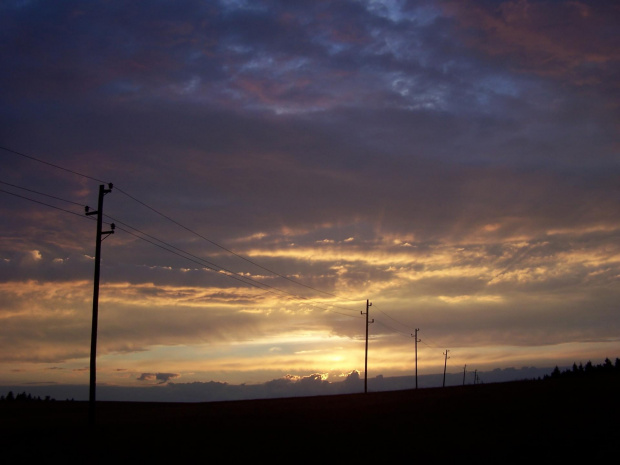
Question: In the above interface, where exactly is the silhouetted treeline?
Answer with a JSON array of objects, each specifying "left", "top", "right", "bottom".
[
  {"left": 545, "top": 357, "right": 620, "bottom": 381},
  {"left": 0, "top": 391, "right": 56, "bottom": 402}
]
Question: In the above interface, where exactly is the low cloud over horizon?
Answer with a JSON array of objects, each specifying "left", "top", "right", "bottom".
[
  {"left": 1, "top": 366, "right": 570, "bottom": 403},
  {"left": 1, "top": 0, "right": 619, "bottom": 396}
]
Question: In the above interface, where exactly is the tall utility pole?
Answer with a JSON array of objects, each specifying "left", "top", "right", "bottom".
[
  {"left": 412, "top": 328, "right": 420, "bottom": 389},
  {"left": 361, "top": 299, "right": 373, "bottom": 393},
  {"left": 463, "top": 364, "right": 467, "bottom": 386},
  {"left": 442, "top": 349, "right": 450, "bottom": 387},
  {"left": 85, "top": 183, "right": 114, "bottom": 426}
]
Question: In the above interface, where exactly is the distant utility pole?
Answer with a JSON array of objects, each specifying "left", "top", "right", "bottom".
[
  {"left": 412, "top": 328, "right": 420, "bottom": 389},
  {"left": 361, "top": 299, "right": 373, "bottom": 393},
  {"left": 463, "top": 364, "right": 467, "bottom": 386},
  {"left": 473, "top": 369, "right": 478, "bottom": 385},
  {"left": 442, "top": 349, "right": 450, "bottom": 387},
  {"left": 85, "top": 183, "right": 114, "bottom": 426}
]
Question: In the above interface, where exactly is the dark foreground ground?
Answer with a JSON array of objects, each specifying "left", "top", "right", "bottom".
[{"left": 1, "top": 378, "right": 618, "bottom": 462}]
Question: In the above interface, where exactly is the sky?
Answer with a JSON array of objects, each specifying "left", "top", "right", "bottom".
[{"left": 1, "top": 0, "right": 619, "bottom": 402}]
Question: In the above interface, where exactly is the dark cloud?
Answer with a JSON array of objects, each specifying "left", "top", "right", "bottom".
[
  {"left": 442, "top": 0, "right": 620, "bottom": 91},
  {"left": 137, "top": 372, "right": 181, "bottom": 384}
]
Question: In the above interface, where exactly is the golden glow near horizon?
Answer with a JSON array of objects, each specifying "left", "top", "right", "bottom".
[{"left": 2, "top": 220, "right": 620, "bottom": 389}]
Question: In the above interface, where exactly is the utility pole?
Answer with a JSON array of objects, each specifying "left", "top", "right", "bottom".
[
  {"left": 85, "top": 183, "right": 114, "bottom": 426},
  {"left": 473, "top": 369, "right": 478, "bottom": 385},
  {"left": 442, "top": 349, "right": 450, "bottom": 387},
  {"left": 463, "top": 364, "right": 467, "bottom": 386},
  {"left": 361, "top": 299, "right": 373, "bottom": 393},
  {"left": 412, "top": 328, "right": 420, "bottom": 389}
]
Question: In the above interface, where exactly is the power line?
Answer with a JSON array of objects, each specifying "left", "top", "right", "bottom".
[
  {"left": 109, "top": 222, "right": 363, "bottom": 316},
  {"left": 3, "top": 145, "right": 361, "bottom": 305},
  {"left": 0, "top": 188, "right": 88, "bottom": 219},
  {"left": 0, "top": 185, "right": 360, "bottom": 316},
  {"left": 378, "top": 308, "right": 417, "bottom": 332},
  {"left": 368, "top": 305, "right": 420, "bottom": 337},
  {"left": 5, "top": 181, "right": 470, "bottom": 381},
  {"left": 105, "top": 215, "right": 356, "bottom": 311},
  {"left": 0, "top": 178, "right": 310, "bottom": 297},
  {"left": 1, "top": 145, "right": 108, "bottom": 184},
  {"left": 101, "top": 212, "right": 360, "bottom": 314},
  {"left": 106, "top": 214, "right": 279, "bottom": 286},
  {"left": 114, "top": 223, "right": 361, "bottom": 316},
  {"left": 418, "top": 333, "right": 443, "bottom": 350},
  {"left": 114, "top": 224, "right": 278, "bottom": 293},
  {"left": 0, "top": 180, "right": 87, "bottom": 207},
  {"left": 373, "top": 317, "right": 411, "bottom": 338},
  {"left": 115, "top": 185, "right": 360, "bottom": 303}
]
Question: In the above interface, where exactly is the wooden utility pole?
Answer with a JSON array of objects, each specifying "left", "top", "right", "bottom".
[
  {"left": 361, "top": 299, "right": 373, "bottom": 393},
  {"left": 85, "top": 183, "right": 114, "bottom": 426},
  {"left": 442, "top": 349, "right": 450, "bottom": 387},
  {"left": 412, "top": 328, "right": 420, "bottom": 389},
  {"left": 463, "top": 364, "right": 467, "bottom": 385}
]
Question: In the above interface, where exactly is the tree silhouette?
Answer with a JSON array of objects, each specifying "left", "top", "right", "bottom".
[
  {"left": 1, "top": 391, "right": 55, "bottom": 402},
  {"left": 544, "top": 358, "right": 620, "bottom": 381}
]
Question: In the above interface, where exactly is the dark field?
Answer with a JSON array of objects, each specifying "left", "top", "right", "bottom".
[{"left": 1, "top": 378, "right": 618, "bottom": 462}]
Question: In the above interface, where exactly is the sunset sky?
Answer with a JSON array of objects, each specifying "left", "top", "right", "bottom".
[{"left": 1, "top": 0, "right": 619, "bottom": 399}]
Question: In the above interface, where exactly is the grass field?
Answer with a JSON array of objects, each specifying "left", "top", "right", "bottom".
[{"left": 1, "top": 377, "right": 618, "bottom": 462}]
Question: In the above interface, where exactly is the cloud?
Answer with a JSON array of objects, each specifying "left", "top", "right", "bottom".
[
  {"left": 441, "top": 0, "right": 620, "bottom": 89},
  {"left": 137, "top": 373, "right": 181, "bottom": 384},
  {"left": 343, "top": 370, "right": 361, "bottom": 382}
]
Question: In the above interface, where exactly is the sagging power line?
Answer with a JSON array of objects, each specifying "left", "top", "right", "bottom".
[
  {"left": 2, "top": 151, "right": 360, "bottom": 311},
  {"left": 2, "top": 145, "right": 361, "bottom": 307},
  {"left": 1, "top": 183, "right": 360, "bottom": 316},
  {"left": 3, "top": 146, "right": 486, "bottom": 394},
  {"left": 114, "top": 185, "right": 359, "bottom": 303}
]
